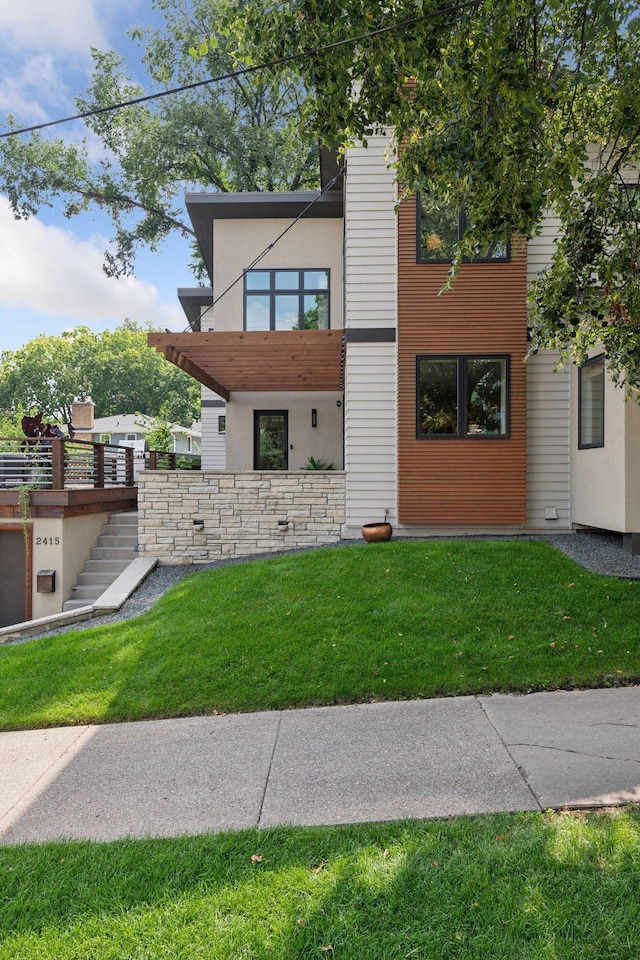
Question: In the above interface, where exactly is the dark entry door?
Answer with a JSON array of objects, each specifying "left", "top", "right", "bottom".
[
  {"left": 254, "top": 411, "right": 288, "bottom": 470},
  {"left": 0, "top": 528, "right": 28, "bottom": 627}
]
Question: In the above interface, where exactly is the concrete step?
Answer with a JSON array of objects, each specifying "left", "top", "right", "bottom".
[
  {"left": 68, "top": 585, "right": 105, "bottom": 601},
  {"left": 96, "top": 534, "right": 139, "bottom": 549},
  {"left": 76, "top": 571, "right": 120, "bottom": 587},
  {"left": 90, "top": 546, "right": 140, "bottom": 561},
  {"left": 109, "top": 510, "right": 138, "bottom": 522},
  {"left": 64, "top": 509, "right": 139, "bottom": 612},
  {"left": 83, "top": 559, "right": 132, "bottom": 575}
]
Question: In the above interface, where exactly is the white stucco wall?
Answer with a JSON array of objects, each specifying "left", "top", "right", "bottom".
[
  {"left": 212, "top": 218, "right": 344, "bottom": 331},
  {"left": 225, "top": 391, "right": 343, "bottom": 472},
  {"left": 570, "top": 357, "right": 628, "bottom": 532}
]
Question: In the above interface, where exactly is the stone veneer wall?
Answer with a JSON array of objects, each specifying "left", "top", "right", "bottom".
[{"left": 137, "top": 471, "right": 346, "bottom": 563}]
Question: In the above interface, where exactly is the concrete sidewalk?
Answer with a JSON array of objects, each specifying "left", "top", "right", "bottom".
[{"left": 1, "top": 686, "right": 639, "bottom": 845}]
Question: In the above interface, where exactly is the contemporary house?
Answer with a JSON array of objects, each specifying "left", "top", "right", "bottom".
[{"left": 143, "top": 136, "right": 640, "bottom": 560}]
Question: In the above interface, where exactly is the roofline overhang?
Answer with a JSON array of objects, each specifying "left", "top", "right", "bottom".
[
  {"left": 177, "top": 287, "right": 213, "bottom": 332},
  {"left": 186, "top": 190, "right": 344, "bottom": 284}
]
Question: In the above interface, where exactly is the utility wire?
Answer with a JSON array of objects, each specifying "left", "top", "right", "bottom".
[
  {"left": 1, "top": 0, "right": 481, "bottom": 140},
  {"left": 186, "top": 165, "right": 345, "bottom": 331}
]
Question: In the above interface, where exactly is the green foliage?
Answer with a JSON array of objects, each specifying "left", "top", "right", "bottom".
[
  {"left": 138, "top": 403, "right": 174, "bottom": 451},
  {"left": 0, "top": 0, "right": 318, "bottom": 279},
  {"left": 1, "top": 540, "right": 639, "bottom": 731},
  {"left": 0, "top": 404, "right": 26, "bottom": 438},
  {"left": 1, "top": 810, "right": 640, "bottom": 959},
  {"left": 302, "top": 455, "right": 335, "bottom": 469},
  {"left": 0, "top": 321, "right": 199, "bottom": 425},
  {"left": 223, "top": 0, "right": 640, "bottom": 385}
]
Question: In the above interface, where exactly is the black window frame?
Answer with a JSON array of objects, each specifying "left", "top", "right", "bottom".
[
  {"left": 416, "top": 354, "right": 511, "bottom": 439},
  {"left": 253, "top": 410, "right": 289, "bottom": 470},
  {"left": 578, "top": 354, "right": 605, "bottom": 450},
  {"left": 244, "top": 268, "right": 331, "bottom": 331},
  {"left": 416, "top": 195, "right": 511, "bottom": 264}
]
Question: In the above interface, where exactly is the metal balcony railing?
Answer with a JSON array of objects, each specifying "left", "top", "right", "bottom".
[{"left": 0, "top": 437, "right": 135, "bottom": 489}]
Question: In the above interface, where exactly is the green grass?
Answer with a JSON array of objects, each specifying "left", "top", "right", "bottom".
[
  {"left": 1, "top": 539, "right": 639, "bottom": 731},
  {"left": 1, "top": 809, "right": 640, "bottom": 959}
]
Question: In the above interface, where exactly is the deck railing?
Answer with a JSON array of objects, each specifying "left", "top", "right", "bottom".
[{"left": 0, "top": 437, "right": 135, "bottom": 490}]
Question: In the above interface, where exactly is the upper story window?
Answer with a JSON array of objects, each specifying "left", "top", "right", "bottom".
[
  {"left": 416, "top": 196, "right": 509, "bottom": 263},
  {"left": 578, "top": 355, "right": 605, "bottom": 449},
  {"left": 417, "top": 355, "right": 509, "bottom": 438},
  {"left": 244, "top": 269, "right": 330, "bottom": 331}
]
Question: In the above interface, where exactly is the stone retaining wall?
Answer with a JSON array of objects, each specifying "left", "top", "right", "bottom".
[{"left": 137, "top": 471, "right": 346, "bottom": 563}]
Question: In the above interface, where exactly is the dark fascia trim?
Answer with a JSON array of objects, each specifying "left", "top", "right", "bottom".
[
  {"left": 343, "top": 327, "right": 396, "bottom": 343},
  {"left": 186, "top": 190, "right": 344, "bottom": 221},
  {"left": 186, "top": 191, "right": 344, "bottom": 286},
  {"left": 177, "top": 287, "right": 213, "bottom": 332},
  {"left": 202, "top": 399, "right": 226, "bottom": 408}
]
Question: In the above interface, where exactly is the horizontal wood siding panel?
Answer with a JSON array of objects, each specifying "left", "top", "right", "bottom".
[
  {"left": 525, "top": 350, "right": 570, "bottom": 528},
  {"left": 397, "top": 197, "right": 528, "bottom": 524}
]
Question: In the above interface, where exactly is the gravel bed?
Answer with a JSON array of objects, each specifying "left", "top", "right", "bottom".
[{"left": 7, "top": 530, "right": 640, "bottom": 645}]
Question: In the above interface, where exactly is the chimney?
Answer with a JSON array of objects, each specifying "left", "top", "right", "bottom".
[{"left": 71, "top": 398, "right": 95, "bottom": 441}]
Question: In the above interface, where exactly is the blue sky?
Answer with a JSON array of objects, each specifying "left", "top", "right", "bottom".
[{"left": 0, "top": 0, "right": 196, "bottom": 353}]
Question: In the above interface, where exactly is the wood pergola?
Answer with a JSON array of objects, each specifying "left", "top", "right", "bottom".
[{"left": 148, "top": 330, "right": 344, "bottom": 401}]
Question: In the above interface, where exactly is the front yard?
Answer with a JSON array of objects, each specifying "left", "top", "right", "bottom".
[{"left": 0, "top": 539, "right": 638, "bottom": 731}]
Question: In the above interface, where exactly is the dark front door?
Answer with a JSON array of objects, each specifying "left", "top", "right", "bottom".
[
  {"left": 254, "top": 411, "right": 288, "bottom": 470},
  {"left": 0, "top": 528, "right": 28, "bottom": 628}
]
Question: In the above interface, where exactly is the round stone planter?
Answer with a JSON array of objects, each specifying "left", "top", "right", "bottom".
[{"left": 361, "top": 522, "right": 393, "bottom": 543}]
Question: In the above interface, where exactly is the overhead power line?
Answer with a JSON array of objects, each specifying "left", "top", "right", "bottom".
[{"left": 0, "top": 0, "right": 481, "bottom": 140}]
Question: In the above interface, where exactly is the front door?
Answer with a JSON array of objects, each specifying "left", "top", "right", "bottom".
[{"left": 254, "top": 411, "right": 288, "bottom": 470}]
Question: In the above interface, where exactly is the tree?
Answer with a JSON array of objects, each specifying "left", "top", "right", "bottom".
[
  {"left": 0, "top": 321, "right": 200, "bottom": 426},
  {"left": 0, "top": 0, "right": 318, "bottom": 280},
  {"left": 221, "top": 0, "right": 640, "bottom": 386}
]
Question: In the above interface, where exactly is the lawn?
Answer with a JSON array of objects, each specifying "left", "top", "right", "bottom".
[
  {"left": 1, "top": 808, "right": 639, "bottom": 959},
  {"left": 0, "top": 539, "right": 639, "bottom": 731}
]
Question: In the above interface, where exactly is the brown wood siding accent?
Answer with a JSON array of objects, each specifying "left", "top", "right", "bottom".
[
  {"left": 398, "top": 198, "right": 528, "bottom": 524},
  {"left": 148, "top": 330, "right": 343, "bottom": 394},
  {"left": 0, "top": 487, "right": 137, "bottom": 520}
]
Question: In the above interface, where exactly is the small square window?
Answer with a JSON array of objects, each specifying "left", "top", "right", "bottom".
[{"left": 578, "top": 355, "right": 605, "bottom": 448}]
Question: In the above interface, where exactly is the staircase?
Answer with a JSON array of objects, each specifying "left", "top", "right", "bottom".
[{"left": 63, "top": 511, "right": 139, "bottom": 611}]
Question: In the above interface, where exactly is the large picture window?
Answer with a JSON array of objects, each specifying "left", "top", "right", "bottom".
[
  {"left": 578, "top": 355, "right": 605, "bottom": 449},
  {"left": 245, "top": 269, "right": 330, "bottom": 331},
  {"left": 417, "top": 196, "right": 509, "bottom": 263},
  {"left": 417, "top": 356, "right": 509, "bottom": 438}
]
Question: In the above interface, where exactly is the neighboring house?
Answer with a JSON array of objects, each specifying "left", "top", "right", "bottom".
[
  {"left": 73, "top": 403, "right": 202, "bottom": 455},
  {"left": 147, "top": 139, "right": 640, "bottom": 555}
]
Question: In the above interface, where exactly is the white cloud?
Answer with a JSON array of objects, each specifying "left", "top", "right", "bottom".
[
  {"left": 0, "top": 1, "right": 108, "bottom": 57},
  {"left": 0, "top": 197, "right": 183, "bottom": 332}
]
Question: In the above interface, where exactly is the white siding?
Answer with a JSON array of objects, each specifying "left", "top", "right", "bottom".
[
  {"left": 344, "top": 343, "right": 397, "bottom": 530},
  {"left": 343, "top": 137, "right": 398, "bottom": 531},
  {"left": 525, "top": 211, "right": 571, "bottom": 529},
  {"left": 200, "top": 386, "right": 226, "bottom": 470},
  {"left": 527, "top": 212, "right": 562, "bottom": 287},
  {"left": 526, "top": 351, "right": 571, "bottom": 529},
  {"left": 344, "top": 138, "right": 397, "bottom": 329}
]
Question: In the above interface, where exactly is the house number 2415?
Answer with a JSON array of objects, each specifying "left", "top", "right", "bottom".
[{"left": 36, "top": 536, "right": 61, "bottom": 546}]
